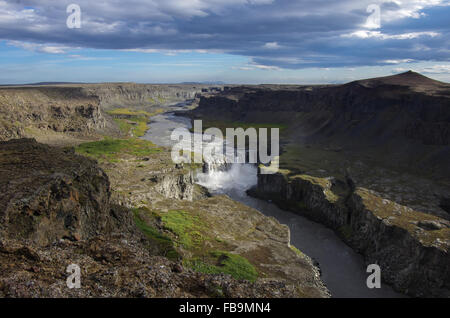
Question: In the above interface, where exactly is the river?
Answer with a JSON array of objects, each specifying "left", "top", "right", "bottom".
[{"left": 142, "top": 108, "right": 404, "bottom": 298}]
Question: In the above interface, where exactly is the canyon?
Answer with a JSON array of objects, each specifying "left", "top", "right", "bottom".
[
  {"left": 188, "top": 71, "right": 450, "bottom": 297},
  {"left": 0, "top": 83, "right": 328, "bottom": 298},
  {"left": 0, "top": 72, "right": 448, "bottom": 298}
]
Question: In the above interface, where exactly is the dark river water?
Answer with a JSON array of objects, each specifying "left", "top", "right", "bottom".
[{"left": 142, "top": 109, "right": 404, "bottom": 298}]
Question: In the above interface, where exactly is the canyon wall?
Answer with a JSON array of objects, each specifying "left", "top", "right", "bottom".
[
  {"left": 192, "top": 73, "right": 450, "bottom": 187},
  {"left": 195, "top": 73, "right": 450, "bottom": 147},
  {"left": 81, "top": 83, "right": 206, "bottom": 109},
  {"left": 0, "top": 87, "right": 110, "bottom": 140},
  {"left": 0, "top": 83, "right": 210, "bottom": 141},
  {"left": 249, "top": 170, "right": 450, "bottom": 297}
]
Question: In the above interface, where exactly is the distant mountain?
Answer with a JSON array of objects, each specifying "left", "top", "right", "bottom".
[
  {"left": 0, "top": 82, "right": 86, "bottom": 86},
  {"left": 347, "top": 71, "right": 449, "bottom": 95},
  {"left": 179, "top": 81, "right": 226, "bottom": 85}
]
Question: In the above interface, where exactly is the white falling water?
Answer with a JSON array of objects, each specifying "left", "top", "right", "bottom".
[{"left": 196, "top": 163, "right": 257, "bottom": 192}]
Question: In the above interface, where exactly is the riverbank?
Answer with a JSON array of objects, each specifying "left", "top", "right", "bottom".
[
  {"left": 143, "top": 111, "right": 404, "bottom": 298},
  {"left": 70, "top": 107, "right": 331, "bottom": 297}
]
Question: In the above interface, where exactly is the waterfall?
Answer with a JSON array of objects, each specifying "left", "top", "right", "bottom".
[
  {"left": 197, "top": 156, "right": 257, "bottom": 193},
  {"left": 202, "top": 152, "right": 230, "bottom": 174}
]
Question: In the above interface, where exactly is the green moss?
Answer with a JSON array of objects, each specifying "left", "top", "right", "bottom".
[
  {"left": 290, "top": 245, "right": 305, "bottom": 258},
  {"left": 108, "top": 108, "right": 164, "bottom": 137},
  {"left": 160, "top": 210, "right": 206, "bottom": 249},
  {"left": 133, "top": 208, "right": 179, "bottom": 260},
  {"left": 112, "top": 116, "right": 148, "bottom": 137},
  {"left": 75, "top": 137, "right": 162, "bottom": 162},
  {"left": 185, "top": 251, "right": 258, "bottom": 282}
]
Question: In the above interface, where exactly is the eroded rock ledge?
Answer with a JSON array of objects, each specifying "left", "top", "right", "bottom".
[{"left": 249, "top": 169, "right": 450, "bottom": 297}]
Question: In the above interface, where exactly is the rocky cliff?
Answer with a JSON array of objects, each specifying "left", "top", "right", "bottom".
[
  {"left": 0, "top": 138, "right": 114, "bottom": 246},
  {"left": 0, "top": 138, "right": 329, "bottom": 298},
  {"left": 194, "top": 72, "right": 450, "bottom": 146},
  {"left": 0, "top": 83, "right": 212, "bottom": 143},
  {"left": 81, "top": 83, "right": 206, "bottom": 110},
  {"left": 192, "top": 72, "right": 450, "bottom": 178},
  {"left": 249, "top": 169, "right": 450, "bottom": 297},
  {"left": 0, "top": 87, "right": 112, "bottom": 141}
]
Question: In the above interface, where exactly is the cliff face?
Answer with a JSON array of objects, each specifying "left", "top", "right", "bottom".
[
  {"left": 195, "top": 72, "right": 450, "bottom": 147},
  {"left": 82, "top": 83, "right": 205, "bottom": 109},
  {"left": 0, "top": 83, "right": 210, "bottom": 143},
  {"left": 0, "top": 87, "right": 110, "bottom": 141},
  {"left": 250, "top": 170, "right": 450, "bottom": 297}
]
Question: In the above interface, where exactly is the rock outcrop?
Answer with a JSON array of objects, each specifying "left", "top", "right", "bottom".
[
  {"left": 0, "top": 139, "right": 114, "bottom": 246},
  {"left": 0, "top": 87, "right": 112, "bottom": 141},
  {"left": 81, "top": 83, "right": 206, "bottom": 109},
  {"left": 249, "top": 169, "right": 450, "bottom": 297}
]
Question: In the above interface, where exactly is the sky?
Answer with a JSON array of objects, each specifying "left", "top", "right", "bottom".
[{"left": 0, "top": 0, "right": 449, "bottom": 84}]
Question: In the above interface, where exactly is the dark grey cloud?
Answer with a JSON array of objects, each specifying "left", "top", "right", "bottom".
[{"left": 0, "top": 0, "right": 449, "bottom": 68}]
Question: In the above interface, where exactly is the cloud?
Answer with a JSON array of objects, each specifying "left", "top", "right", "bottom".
[
  {"left": 342, "top": 30, "right": 440, "bottom": 39},
  {"left": 263, "top": 42, "right": 281, "bottom": 49},
  {"left": 7, "top": 41, "right": 73, "bottom": 54},
  {"left": 421, "top": 64, "right": 450, "bottom": 74},
  {"left": 382, "top": 59, "right": 415, "bottom": 64},
  {"left": 232, "top": 62, "right": 281, "bottom": 71},
  {"left": 0, "top": 0, "right": 448, "bottom": 69},
  {"left": 392, "top": 64, "right": 450, "bottom": 74}
]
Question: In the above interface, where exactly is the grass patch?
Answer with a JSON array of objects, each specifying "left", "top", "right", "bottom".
[
  {"left": 160, "top": 210, "right": 206, "bottom": 249},
  {"left": 107, "top": 108, "right": 152, "bottom": 117},
  {"left": 133, "top": 208, "right": 179, "bottom": 260},
  {"left": 108, "top": 108, "right": 164, "bottom": 137},
  {"left": 112, "top": 116, "right": 149, "bottom": 137},
  {"left": 185, "top": 251, "right": 258, "bottom": 282},
  {"left": 75, "top": 137, "right": 162, "bottom": 162}
]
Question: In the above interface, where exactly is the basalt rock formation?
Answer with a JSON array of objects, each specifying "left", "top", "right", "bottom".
[
  {"left": 0, "top": 87, "right": 111, "bottom": 141},
  {"left": 249, "top": 169, "right": 450, "bottom": 297},
  {"left": 192, "top": 71, "right": 450, "bottom": 178},
  {"left": 0, "top": 83, "right": 215, "bottom": 143},
  {"left": 81, "top": 83, "right": 206, "bottom": 109}
]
